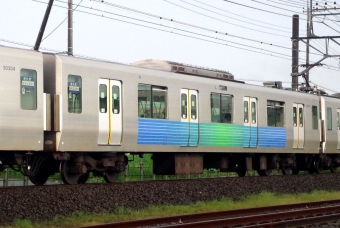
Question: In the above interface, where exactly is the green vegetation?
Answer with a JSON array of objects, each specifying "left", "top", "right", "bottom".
[{"left": 2, "top": 190, "right": 340, "bottom": 228}]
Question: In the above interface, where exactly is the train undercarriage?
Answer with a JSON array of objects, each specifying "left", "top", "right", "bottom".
[
  {"left": 0, "top": 152, "right": 128, "bottom": 185},
  {"left": 0, "top": 152, "right": 339, "bottom": 185},
  {"left": 152, "top": 152, "right": 340, "bottom": 177}
]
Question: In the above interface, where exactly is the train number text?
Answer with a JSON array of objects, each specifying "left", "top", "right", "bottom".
[{"left": 3, "top": 66, "right": 15, "bottom": 71}]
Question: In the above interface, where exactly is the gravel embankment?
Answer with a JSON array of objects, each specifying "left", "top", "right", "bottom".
[{"left": 1, "top": 173, "right": 340, "bottom": 224}]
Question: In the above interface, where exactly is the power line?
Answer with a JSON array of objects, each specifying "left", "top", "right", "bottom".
[
  {"left": 42, "top": 0, "right": 83, "bottom": 42},
  {"left": 250, "top": 0, "right": 306, "bottom": 13},
  {"left": 33, "top": 0, "right": 292, "bottom": 60},
  {"left": 192, "top": 0, "right": 295, "bottom": 30},
  {"left": 223, "top": 0, "right": 307, "bottom": 19},
  {"left": 177, "top": 0, "right": 290, "bottom": 34}
]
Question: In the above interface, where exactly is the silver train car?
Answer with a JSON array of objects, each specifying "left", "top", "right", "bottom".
[{"left": 1, "top": 45, "right": 340, "bottom": 185}]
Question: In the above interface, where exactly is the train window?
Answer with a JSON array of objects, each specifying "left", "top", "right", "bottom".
[
  {"left": 221, "top": 95, "right": 232, "bottom": 123},
  {"left": 191, "top": 94, "right": 197, "bottom": 119},
  {"left": 68, "top": 75, "right": 82, "bottom": 113},
  {"left": 99, "top": 84, "right": 107, "bottom": 113},
  {"left": 299, "top": 107, "right": 303, "bottom": 127},
  {"left": 211, "top": 93, "right": 220, "bottom": 123},
  {"left": 267, "top": 101, "right": 284, "bottom": 127},
  {"left": 211, "top": 93, "right": 233, "bottom": 123},
  {"left": 244, "top": 101, "right": 248, "bottom": 123},
  {"left": 337, "top": 112, "right": 340, "bottom": 130},
  {"left": 20, "top": 69, "right": 37, "bottom": 110},
  {"left": 138, "top": 84, "right": 167, "bottom": 119},
  {"left": 312, "top": 106, "right": 318, "bottom": 130},
  {"left": 327, "top": 107, "right": 332, "bottom": 130},
  {"left": 112, "top": 86, "right": 120, "bottom": 114},
  {"left": 251, "top": 102, "right": 256, "bottom": 124},
  {"left": 293, "top": 107, "right": 297, "bottom": 126},
  {"left": 181, "top": 93, "right": 187, "bottom": 119}
]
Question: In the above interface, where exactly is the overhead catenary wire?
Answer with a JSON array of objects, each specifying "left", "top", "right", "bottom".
[
  {"left": 33, "top": 0, "right": 292, "bottom": 60},
  {"left": 171, "top": 0, "right": 291, "bottom": 34},
  {"left": 42, "top": 0, "right": 340, "bottom": 68},
  {"left": 163, "top": 0, "right": 288, "bottom": 37},
  {"left": 53, "top": 0, "right": 296, "bottom": 50},
  {"left": 250, "top": 0, "right": 307, "bottom": 14},
  {"left": 192, "top": 0, "right": 296, "bottom": 30},
  {"left": 67, "top": 0, "right": 327, "bottom": 57},
  {"left": 42, "top": 0, "right": 83, "bottom": 42}
]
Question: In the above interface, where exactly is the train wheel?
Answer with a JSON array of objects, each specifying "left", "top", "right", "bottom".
[
  {"left": 236, "top": 164, "right": 247, "bottom": 177},
  {"left": 257, "top": 169, "right": 272, "bottom": 176},
  {"left": 282, "top": 168, "right": 292, "bottom": 175},
  {"left": 330, "top": 166, "right": 338, "bottom": 173},
  {"left": 29, "top": 163, "right": 50, "bottom": 185},
  {"left": 103, "top": 170, "right": 120, "bottom": 183},
  {"left": 28, "top": 160, "right": 51, "bottom": 185},
  {"left": 292, "top": 168, "right": 299, "bottom": 175},
  {"left": 314, "top": 158, "right": 323, "bottom": 174},
  {"left": 78, "top": 172, "right": 90, "bottom": 184},
  {"left": 60, "top": 160, "right": 81, "bottom": 185}
]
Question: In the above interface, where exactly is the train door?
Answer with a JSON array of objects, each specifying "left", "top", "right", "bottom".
[
  {"left": 337, "top": 109, "right": 340, "bottom": 149},
  {"left": 243, "top": 97, "right": 258, "bottom": 148},
  {"left": 180, "top": 89, "right": 199, "bottom": 146},
  {"left": 293, "top": 103, "right": 304, "bottom": 148},
  {"left": 98, "top": 79, "right": 122, "bottom": 145}
]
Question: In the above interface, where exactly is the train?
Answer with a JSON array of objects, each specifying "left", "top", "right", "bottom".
[{"left": 1, "top": 45, "right": 339, "bottom": 185}]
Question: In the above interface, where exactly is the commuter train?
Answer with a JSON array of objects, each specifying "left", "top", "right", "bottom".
[{"left": 1, "top": 45, "right": 339, "bottom": 185}]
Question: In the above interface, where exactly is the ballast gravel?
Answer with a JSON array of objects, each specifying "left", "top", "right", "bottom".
[{"left": 1, "top": 173, "right": 340, "bottom": 224}]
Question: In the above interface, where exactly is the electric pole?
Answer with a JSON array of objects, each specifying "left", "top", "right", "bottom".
[{"left": 68, "top": 0, "right": 73, "bottom": 56}]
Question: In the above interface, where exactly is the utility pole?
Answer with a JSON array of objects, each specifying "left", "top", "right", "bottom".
[
  {"left": 305, "top": 0, "right": 311, "bottom": 83},
  {"left": 68, "top": 0, "right": 73, "bottom": 55},
  {"left": 291, "top": 15, "right": 299, "bottom": 91},
  {"left": 34, "top": 0, "right": 54, "bottom": 51},
  {"left": 292, "top": 0, "right": 340, "bottom": 87}
]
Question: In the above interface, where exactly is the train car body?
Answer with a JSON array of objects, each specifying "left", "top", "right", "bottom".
[{"left": 1, "top": 45, "right": 340, "bottom": 184}]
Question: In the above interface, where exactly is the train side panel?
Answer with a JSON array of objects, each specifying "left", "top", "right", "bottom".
[{"left": 0, "top": 46, "right": 44, "bottom": 151}]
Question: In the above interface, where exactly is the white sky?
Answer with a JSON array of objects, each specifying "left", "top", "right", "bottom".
[{"left": 1, "top": 0, "right": 339, "bottom": 93}]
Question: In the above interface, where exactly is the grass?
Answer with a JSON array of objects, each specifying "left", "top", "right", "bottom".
[{"left": 2, "top": 190, "right": 340, "bottom": 228}]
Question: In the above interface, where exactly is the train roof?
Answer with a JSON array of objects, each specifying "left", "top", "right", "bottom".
[{"left": 131, "top": 59, "right": 238, "bottom": 82}]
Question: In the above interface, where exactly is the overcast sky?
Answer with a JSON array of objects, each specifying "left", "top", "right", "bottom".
[{"left": 1, "top": 0, "right": 339, "bottom": 93}]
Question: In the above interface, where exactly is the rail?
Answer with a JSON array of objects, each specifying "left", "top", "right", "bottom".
[{"left": 79, "top": 199, "right": 340, "bottom": 228}]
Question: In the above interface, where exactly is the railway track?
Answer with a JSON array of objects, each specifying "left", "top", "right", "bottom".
[
  {"left": 2, "top": 174, "right": 340, "bottom": 225},
  {"left": 80, "top": 199, "right": 340, "bottom": 228}
]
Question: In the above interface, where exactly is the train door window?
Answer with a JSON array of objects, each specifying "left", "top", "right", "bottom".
[
  {"left": 112, "top": 85, "right": 120, "bottom": 114},
  {"left": 293, "top": 107, "right": 297, "bottom": 126},
  {"left": 338, "top": 111, "right": 340, "bottom": 130},
  {"left": 211, "top": 93, "right": 220, "bottom": 122},
  {"left": 327, "top": 107, "right": 332, "bottom": 130},
  {"left": 244, "top": 101, "right": 248, "bottom": 123},
  {"left": 312, "top": 105, "right": 318, "bottom": 130},
  {"left": 181, "top": 93, "right": 187, "bottom": 119},
  {"left": 20, "top": 69, "right": 37, "bottom": 110},
  {"left": 138, "top": 84, "right": 151, "bottom": 118},
  {"left": 267, "top": 101, "right": 284, "bottom": 127},
  {"left": 299, "top": 107, "right": 303, "bottom": 127},
  {"left": 221, "top": 95, "right": 232, "bottom": 123},
  {"left": 138, "top": 84, "right": 167, "bottom": 119},
  {"left": 211, "top": 93, "right": 233, "bottom": 123},
  {"left": 251, "top": 102, "right": 256, "bottom": 124},
  {"left": 99, "top": 84, "right": 107, "bottom": 113},
  {"left": 152, "top": 86, "right": 167, "bottom": 119},
  {"left": 68, "top": 75, "right": 82, "bottom": 113},
  {"left": 191, "top": 94, "right": 197, "bottom": 119}
]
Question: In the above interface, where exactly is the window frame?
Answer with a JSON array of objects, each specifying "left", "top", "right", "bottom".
[
  {"left": 68, "top": 74, "right": 82, "bottom": 114},
  {"left": 138, "top": 84, "right": 168, "bottom": 119},
  {"left": 20, "top": 68, "right": 37, "bottom": 110},
  {"left": 266, "top": 100, "right": 285, "bottom": 127},
  {"left": 211, "top": 93, "right": 233, "bottom": 124}
]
